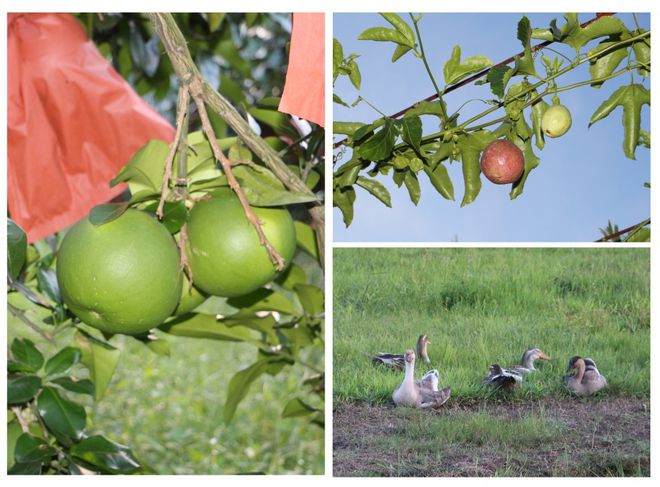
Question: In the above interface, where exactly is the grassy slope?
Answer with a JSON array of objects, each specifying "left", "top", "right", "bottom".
[
  {"left": 8, "top": 323, "right": 323, "bottom": 474},
  {"left": 333, "top": 248, "right": 650, "bottom": 403}
]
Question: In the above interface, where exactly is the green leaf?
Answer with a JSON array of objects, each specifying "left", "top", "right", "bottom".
[
  {"left": 248, "top": 106, "right": 300, "bottom": 142},
  {"left": 561, "top": 14, "right": 627, "bottom": 51},
  {"left": 8, "top": 460, "right": 43, "bottom": 475},
  {"left": 11, "top": 338, "right": 44, "bottom": 373},
  {"left": 333, "top": 121, "right": 367, "bottom": 136},
  {"left": 356, "top": 176, "right": 392, "bottom": 207},
  {"left": 7, "top": 417, "right": 22, "bottom": 470},
  {"left": 89, "top": 202, "right": 130, "bottom": 226},
  {"left": 45, "top": 347, "right": 81, "bottom": 376},
  {"left": 443, "top": 45, "right": 493, "bottom": 86},
  {"left": 282, "top": 397, "right": 318, "bottom": 418},
  {"left": 391, "top": 44, "right": 412, "bottom": 62},
  {"left": 206, "top": 13, "right": 225, "bottom": 32},
  {"left": 530, "top": 92, "right": 551, "bottom": 150},
  {"left": 71, "top": 435, "right": 141, "bottom": 473},
  {"left": 486, "top": 65, "right": 513, "bottom": 99},
  {"left": 353, "top": 118, "right": 386, "bottom": 141},
  {"left": 228, "top": 288, "right": 297, "bottom": 316},
  {"left": 589, "top": 84, "right": 650, "bottom": 159},
  {"left": 632, "top": 32, "right": 650, "bottom": 77},
  {"left": 224, "top": 357, "right": 292, "bottom": 424},
  {"left": 274, "top": 264, "right": 307, "bottom": 292},
  {"left": 233, "top": 165, "right": 318, "bottom": 206},
  {"left": 8, "top": 376, "right": 42, "bottom": 404},
  {"left": 7, "top": 219, "right": 27, "bottom": 280},
  {"left": 398, "top": 116, "right": 422, "bottom": 154},
  {"left": 334, "top": 186, "right": 356, "bottom": 227},
  {"left": 294, "top": 283, "right": 324, "bottom": 315},
  {"left": 50, "top": 377, "right": 95, "bottom": 396},
  {"left": 514, "top": 16, "right": 537, "bottom": 77},
  {"left": 358, "top": 119, "right": 398, "bottom": 161},
  {"left": 358, "top": 26, "right": 414, "bottom": 48},
  {"left": 457, "top": 131, "right": 497, "bottom": 206},
  {"left": 111, "top": 139, "right": 170, "bottom": 201},
  {"left": 333, "top": 93, "right": 351, "bottom": 108},
  {"left": 588, "top": 40, "right": 629, "bottom": 88},
  {"left": 509, "top": 136, "right": 541, "bottom": 200},
  {"left": 37, "top": 386, "right": 86, "bottom": 440},
  {"left": 625, "top": 225, "right": 650, "bottom": 242},
  {"left": 348, "top": 60, "right": 361, "bottom": 90},
  {"left": 336, "top": 163, "right": 361, "bottom": 187},
  {"left": 142, "top": 200, "right": 187, "bottom": 234},
  {"left": 36, "top": 267, "right": 61, "bottom": 304},
  {"left": 14, "top": 433, "right": 56, "bottom": 464},
  {"left": 75, "top": 331, "right": 120, "bottom": 401},
  {"left": 293, "top": 221, "right": 319, "bottom": 259},
  {"left": 405, "top": 100, "right": 446, "bottom": 118},
  {"left": 380, "top": 13, "right": 415, "bottom": 46},
  {"left": 333, "top": 38, "right": 344, "bottom": 81},
  {"left": 128, "top": 22, "right": 159, "bottom": 77},
  {"left": 423, "top": 162, "right": 454, "bottom": 201},
  {"left": 160, "top": 313, "right": 256, "bottom": 343},
  {"left": 403, "top": 171, "right": 421, "bottom": 205}
]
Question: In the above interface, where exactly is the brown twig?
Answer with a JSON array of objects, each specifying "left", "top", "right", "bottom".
[
  {"left": 177, "top": 223, "right": 193, "bottom": 286},
  {"left": 148, "top": 13, "right": 324, "bottom": 267},
  {"left": 11, "top": 406, "right": 30, "bottom": 433},
  {"left": 157, "top": 86, "right": 190, "bottom": 218},
  {"left": 596, "top": 219, "right": 651, "bottom": 242},
  {"left": 334, "top": 13, "right": 616, "bottom": 149},
  {"left": 8, "top": 303, "right": 55, "bottom": 344},
  {"left": 190, "top": 85, "right": 287, "bottom": 270}
]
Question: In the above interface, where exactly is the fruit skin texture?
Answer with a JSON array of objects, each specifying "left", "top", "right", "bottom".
[
  {"left": 187, "top": 188, "right": 296, "bottom": 298},
  {"left": 480, "top": 139, "right": 525, "bottom": 184},
  {"left": 541, "top": 104, "right": 572, "bottom": 138},
  {"left": 57, "top": 209, "right": 182, "bottom": 335}
]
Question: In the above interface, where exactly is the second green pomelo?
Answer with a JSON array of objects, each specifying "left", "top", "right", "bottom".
[
  {"left": 187, "top": 188, "right": 296, "bottom": 297},
  {"left": 56, "top": 209, "right": 182, "bottom": 335}
]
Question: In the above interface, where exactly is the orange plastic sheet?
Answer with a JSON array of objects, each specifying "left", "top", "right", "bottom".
[
  {"left": 278, "top": 13, "right": 325, "bottom": 127},
  {"left": 8, "top": 13, "right": 174, "bottom": 243}
]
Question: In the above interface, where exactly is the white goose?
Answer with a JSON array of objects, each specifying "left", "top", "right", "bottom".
[{"left": 392, "top": 349, "right": 451, "bottom": 409}]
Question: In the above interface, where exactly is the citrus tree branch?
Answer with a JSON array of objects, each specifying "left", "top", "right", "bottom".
[{"left": 147, "top": 13, "right": 325, "bottom": 265}]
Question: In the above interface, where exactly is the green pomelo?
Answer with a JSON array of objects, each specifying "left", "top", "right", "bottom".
[
  {"left": 187, "top": 188, "right": 296, "bottom": 297},
  {"left": 57, "top": 209, "right": 182, "bottom": 335}
]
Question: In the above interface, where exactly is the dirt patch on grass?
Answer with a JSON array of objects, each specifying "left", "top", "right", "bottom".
[{"left": 333, "top": 396, "right": 649, "bottom": 477}]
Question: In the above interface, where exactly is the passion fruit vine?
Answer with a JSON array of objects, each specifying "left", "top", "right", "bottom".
[{"left": 479, "top": 139, "right": 525, "bottom": 184}]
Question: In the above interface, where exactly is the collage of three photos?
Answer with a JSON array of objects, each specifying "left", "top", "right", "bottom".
[{"left": 5, "top": 10, "right": 651, "bottom": 478}]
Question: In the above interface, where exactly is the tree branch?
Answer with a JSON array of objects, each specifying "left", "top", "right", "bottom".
[
  {"left": 148, "top": 13, "right": 325, "bottom": 266},
  {"left": 596, "top": 218, "right": 650, "bottom": 242}
]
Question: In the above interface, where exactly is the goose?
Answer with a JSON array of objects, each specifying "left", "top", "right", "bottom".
[
  {"left": 482, "top": 364, "right": 523, "bottom": 392},
  {"left": 564, "top": 356, "right": 607, "bottom": 395},
  {"left": 372, "top": 335, "right": 431, "bottom": 370},
  {"left": 392, "top": 349, "right": 451, "bottom": 409},
  {"left": 509, "top": 348, "right": 551, "bottom": 374}
]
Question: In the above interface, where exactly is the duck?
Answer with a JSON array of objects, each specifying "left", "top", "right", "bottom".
[
  {"left": 564, "top": 356, "right": 607, "bottom": 395},
  {"left": 509, "top": 348, "right": 551, "bottom": 374},
  {"left": 372, "top": 335, "right": 431, "bottom": 370},
  {"left": 482, "top": 364, "right": 523, "bottom": 392},
  {"left": 392, "top": 349, "right": 451, "bottom": 409}
]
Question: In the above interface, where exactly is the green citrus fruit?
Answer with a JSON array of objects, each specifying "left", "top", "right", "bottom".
[
  {"left": 480, "top": 139, "right": 525, "bottom": 184},
  {"left": 57, "top": 209, "right": 182, "bottom": 335},
  {"left": 541, "top": 105, "right": 572, "bottom": 138},
  {"left": 187, "top": 188, "right": 296, "bottom": 297}
]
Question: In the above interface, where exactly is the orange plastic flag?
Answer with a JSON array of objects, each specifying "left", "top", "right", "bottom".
[
  {"left": 278, "top": 13, "right": 324, "bottom": 127},
  {"left": 8, "top": 13, "right": 174, "bottom": 243}
]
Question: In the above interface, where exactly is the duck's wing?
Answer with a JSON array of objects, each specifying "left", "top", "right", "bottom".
[
  {"left": 419, "top": 387, "right": 451, "bottom": 408},
  {"left": 486, "top": 368, "right": 522, "bottom": 388},
  {"left": 416, "top": 369, "right": 439, "bottom": 391},
  {"left": 372, "top": 353, "right": 405, "bottom": 370}
]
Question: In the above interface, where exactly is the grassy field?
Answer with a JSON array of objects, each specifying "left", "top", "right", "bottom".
[
  {"left": 334, "top": 248, "right": 650, "bottom": 402},
  {"left": 8, "top": 323, "right": 324, "bottom": 474},
  {"left": 333, "top": 248, "right": 649, "bottom": 476}
]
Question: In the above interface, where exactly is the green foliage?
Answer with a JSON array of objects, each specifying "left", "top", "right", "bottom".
[
  {"left": 333, "top": 13, "right": 650, "bottom": 232},
  {"left": 7, "top": 219, "right": 27, "bottom": 280}
]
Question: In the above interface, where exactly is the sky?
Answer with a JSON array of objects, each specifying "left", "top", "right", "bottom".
[{"left": 333, "top": 13, "right": 650, "bottom": 242}]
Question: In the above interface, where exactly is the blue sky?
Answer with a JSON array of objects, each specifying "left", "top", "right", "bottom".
[{"left": 333, "top": 13, "right": 650, "bottom": 242}]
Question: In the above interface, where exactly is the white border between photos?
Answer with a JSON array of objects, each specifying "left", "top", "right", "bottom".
[{"left": 1, "top": 0, "right": 658, "bottom": 485}]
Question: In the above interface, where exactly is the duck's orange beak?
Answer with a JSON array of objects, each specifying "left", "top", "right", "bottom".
[{"left": 539, "top": 351, "right": 551, "bottom": 360}]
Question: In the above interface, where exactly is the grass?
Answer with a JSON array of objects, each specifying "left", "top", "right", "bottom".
[
  {"left": 8, "top": 322, "right": 324, "bottom": 474},
  {"left": 333, "top": 248, "right": 650, "bottom": 403}
]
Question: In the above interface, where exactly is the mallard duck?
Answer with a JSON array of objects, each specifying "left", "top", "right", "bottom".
[
  {"left": 482, "top": 364, "right": 523, "bottom": 392},
  {"left": 564, "top": 356, "right": 607, "bottom": 395},
  {"left": 509, "top": 347, "right": 551, "bottom": 374},
  {"left": 372, "top": 335, "right": 430, "bottom": 370},
  {"left": 392, "top": 349, "right": 451, "bottom": 408}
]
